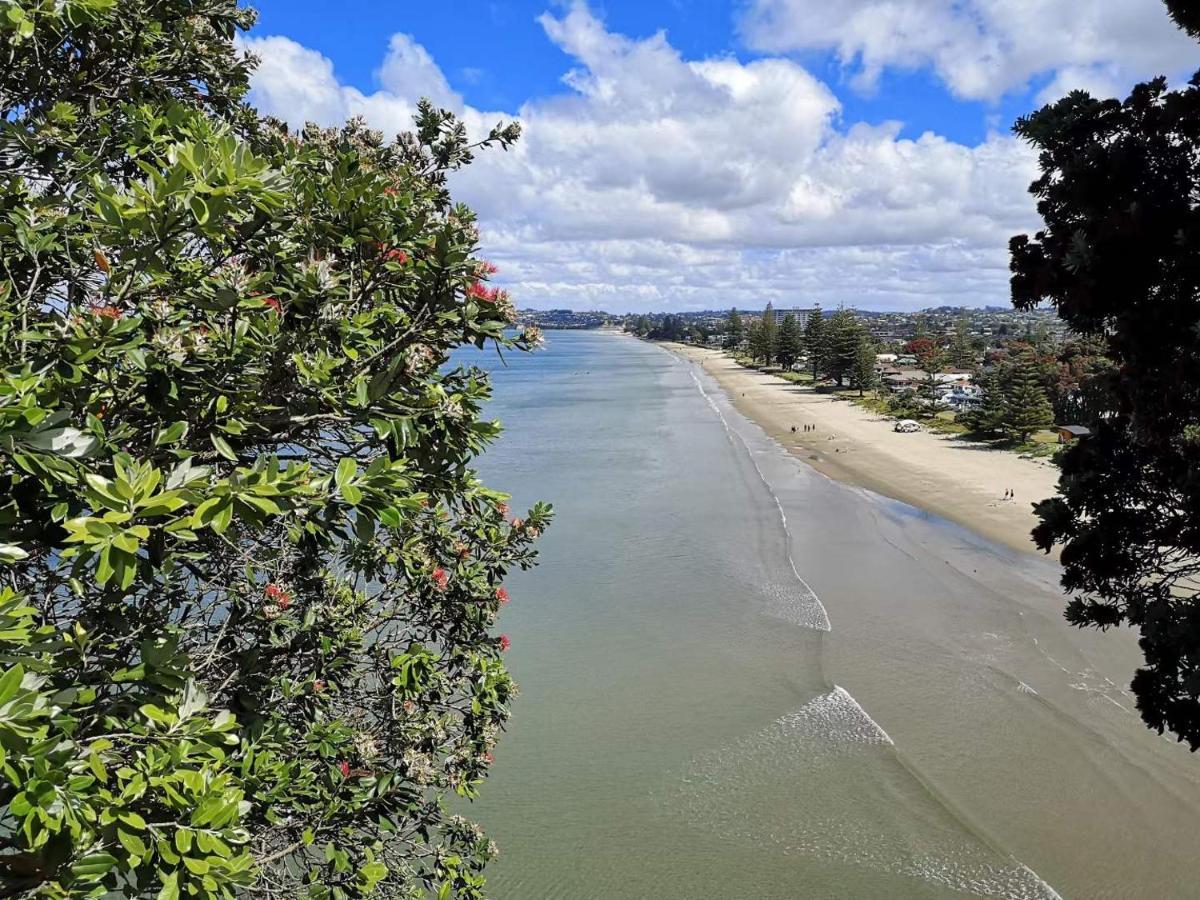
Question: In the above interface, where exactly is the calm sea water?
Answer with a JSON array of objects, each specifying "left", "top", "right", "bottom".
[{"left": 458, "top": 331, "right": 1200, "bottom": 900}]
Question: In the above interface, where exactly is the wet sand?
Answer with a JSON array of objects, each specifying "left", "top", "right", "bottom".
[{"left": 663, "top": 343, "right": 1061, "bottom": 558}]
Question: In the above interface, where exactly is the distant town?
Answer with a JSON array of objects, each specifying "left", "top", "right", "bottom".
[{"left": 519, "top": 304, "right": 1069, "bottom": 347}]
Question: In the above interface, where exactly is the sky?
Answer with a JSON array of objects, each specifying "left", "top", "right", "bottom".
[{"left": 241, "top": 0, "right": 1200, "bottom": 313}]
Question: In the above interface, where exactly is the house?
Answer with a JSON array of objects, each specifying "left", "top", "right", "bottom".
[{"left": 1056, "top": 425, "right": 1091, "bottom": 443}]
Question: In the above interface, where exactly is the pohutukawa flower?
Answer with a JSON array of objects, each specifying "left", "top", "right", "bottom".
[
  {"left": 497, "top": 503, "right": 510, "bottom": 517},
  {"left": 466, "top": 281, "right": 500, "bottom": 303},
  {"left": 89, "top": 305, "right": 122, "bottom": 319},
  {"left": 432, "top": 567, "right": 450, "bottom": 591},
  {"left": 478, "top": 261, "right": 499, "bottom": 276},
  {"left": 261, "top": 603, "right": 281, "bottom": 620},
  {"left": 338, "top": 760, "right": 351, "bottom": 778},
  {"left": 499, "top": 634, "right": 511, "bottom": 652},
  {"left": 385, "top": 248, "right": 408, "bottom": 264},
  {"left": 262, "top": 296, "right": 281, "bottom": 313},
  {"left": 511, "top": 518, "right": 524, "bottom": 529},
  {"left": 265, "top": 583, "right": 291, "bottom": 606},
  {"left": 496, "top": 587, "right": 509, "bottom": 605},
  {"left": 313, "top": 680, "right": 326, "bottom": 693}
]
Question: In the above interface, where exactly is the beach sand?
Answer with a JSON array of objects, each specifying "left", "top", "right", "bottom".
[{"left": 662, "top": 342, "right": 1062, "bottom": 558}]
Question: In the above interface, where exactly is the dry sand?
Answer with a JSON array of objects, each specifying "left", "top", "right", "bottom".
[{"left": 664, "top": 343, "right": 1062, "bottom": 558}]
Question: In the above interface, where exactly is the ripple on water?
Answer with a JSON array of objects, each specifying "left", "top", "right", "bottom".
[{"left": 670, "top": 688, "right": 1062, "bottom": 900}]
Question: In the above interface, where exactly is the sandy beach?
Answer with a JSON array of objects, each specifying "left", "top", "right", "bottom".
[{"left": 662, "top": 342, "right": 1062, "bottom": 558}]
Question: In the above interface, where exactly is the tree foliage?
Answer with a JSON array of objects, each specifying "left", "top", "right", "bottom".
[
  {"left": 749, "top": 305, "right": 776, "bottom": 365},
  {"left": 803, "top": 308, "right": 825, "bottom": 379},
  {"left": 775, "top": 314, "right": 802, "bottom": 370},
  {"left": 722, "top": 308, "right": 743, "bottom": 350},
  {"left": 850, "top": 336, "right": 877, "bottom": 397},
  {"left": 1001, "top": 353, "right": 1054, "bottom": 441},
  {"left": 0, "top": 2, "right": 549, "bottom": 897},
  {"left": 1010, "top": 0, "right": 1200, "bottom": 747},
  {"left": 821, "top": 309, "right": 864, "bottom": 386}
]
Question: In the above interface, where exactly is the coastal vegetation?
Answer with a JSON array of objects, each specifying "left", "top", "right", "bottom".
[
  {"left": 1012, "top": 0, "right": 1200, "bottom": 749},
  {"left": 0, "top": 2, "right": 547, "bottom": 897}
]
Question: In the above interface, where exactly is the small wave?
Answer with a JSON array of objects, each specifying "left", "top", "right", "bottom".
[
  {"left": 672, "top": 687, "right": 1062, "bottom": 900},
  {"left": 687, "top": 366, "right": 831, "bottom": 632}
]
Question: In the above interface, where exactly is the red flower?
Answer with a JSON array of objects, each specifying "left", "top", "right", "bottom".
[
  {"left": 466, "top": 282, "right": 498, "bottom": 303},
  {"left": 338, "top": 760, "right": 350, "bottom": 778},
  {"left": 384, "top": 187, "right": 398, "bottom": 196},
  {"left": 265, "top": 583, "right": 291, "bottom": 606},
  {"left": 386, "top": 249, "right": 408, "bottom": 264},
  {"left": 432, "top": 567, "right": 449, "bottom": 591},
  {"left": 484, "top": 751, "right": 495, "bottom": 764},
  {"left": 496, "top": 587, "right": 509, "bottom": 605},
  {"left": 499, "top": 634, "right": 511, "bottom": 652},
  {"left": 89, "top": 305, "right": 122, "bottom": 320},
  {"left": 497, "top": 503, "right": 510, "bottom": 517},
  {"left": 478, "top": 261, "right": 499, "bottom": 276},
  {"left": 511, "top": 518, "right": 524, "bottom": 530},
  {"left": 262, "top": 296, "right": 281, "bottom": 313},
  {"left": 313, "top": 680, "right": 325, "bottom": 693}
]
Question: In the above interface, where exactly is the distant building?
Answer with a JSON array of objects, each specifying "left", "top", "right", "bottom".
[
  {"left": 1056, "top": 425, "right": 1091, "bottom": 443},
  {"left": 768, "top": 307, "right": 820, "bottom": 329}
]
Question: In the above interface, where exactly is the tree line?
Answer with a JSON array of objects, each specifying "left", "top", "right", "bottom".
[{"left": 729, "top": 306, "right": 878, "bottom": 395}]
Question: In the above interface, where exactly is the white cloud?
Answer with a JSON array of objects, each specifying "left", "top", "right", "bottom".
[
  {"left": 740, "top": 0, "right": 1200, "bottom": 101},
  {"left": 242, "top": 3, "right": 1049, "bottom": 312}
]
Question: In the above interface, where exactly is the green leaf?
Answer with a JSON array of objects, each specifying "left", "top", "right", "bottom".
[
  {"left": 117, "top": 825, "right": 147, "bottom": 859},
  {"left": 210, "top": 433, "right": 237, "bottom": 461},
  {"left": 71, "top": 851, "right": 118, "bottom": 881},
  {"left": 157, "top": 869, "right": 180, "bottom": 900},
  {"left": 189, "top": 195, "right": 209, "bottom": 225}
]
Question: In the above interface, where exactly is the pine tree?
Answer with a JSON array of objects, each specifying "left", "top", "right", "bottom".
[
  {"left": 724, "top": 308, "right": 744, "bottom": 350},
  {"left": 760, "top": 304, "right": 778, "bottom": 366},
  {"left": 851, "top": 335, "right": 878, "bottom": 396},
  {"left": 964, "top": 365, "right": 1009, "bottom": 436},
  {"left": 824, "top": 308, "right": 863, "bottom": 386},
  {"left": 777, "top": 313, "right": 803, "bottom": 370},
  {"left": 950, "top": 315, "right": 976, "bottom": 369},
  {"left": 804, "top": 307, "right": 826, "bottom": 379},
  {"left": 746, "top": 319, "right": 763, "bottom": 363},
  {"left": 1003, "top": 353, "right": 1055, "bottom": 442}
]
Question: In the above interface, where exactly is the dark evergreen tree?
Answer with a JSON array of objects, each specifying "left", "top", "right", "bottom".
[
  {"left": 746, "top": 320, "right": 763, "bottom": 362},
  {"left": 963, "top": 365, "right": 1009, "bottom": 436},
  {"left": 804, "top": 307, "right": 826, "bottom": 379},
  {"left": 760, "top": 304, "right": 778, "bottom": 366},
  {"left": 1010, "top": 1, "right": 1200, "bottom": 748},
  {"left": 850, "top": 335, "right": 878, "bottom": 396},
  {"left": 724, "top": 308, "right": 744, "bottom": 350},
  {"left": 823, "top": 308, "right": 863, "bottom": 386},
  {"left": 777, "top": 313, "right": 803, "bottom": 370},
  {"left": 1002, "top": 353, "right": 1055, "bottom": 441}
]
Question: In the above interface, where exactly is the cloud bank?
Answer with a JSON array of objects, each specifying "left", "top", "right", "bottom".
[{"left": 239, "top": 2, "right": 1188, "bottom": 311}]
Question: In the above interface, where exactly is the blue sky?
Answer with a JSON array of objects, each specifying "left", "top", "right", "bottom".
[
  {"left": 242, "top": 1, "right": 1199, "bottom": 312},
  {"left": 249, "top": 0, "right": 1039, "bottom": 144}
]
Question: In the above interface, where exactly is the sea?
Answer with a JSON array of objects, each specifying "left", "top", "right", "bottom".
[{"left": 454, "top": 330, "right": 1200, "bottom": 900}]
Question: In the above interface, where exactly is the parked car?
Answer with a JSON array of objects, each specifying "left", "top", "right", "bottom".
[{"left": 894, "top": 419, "right": 921, "bottom": 433}]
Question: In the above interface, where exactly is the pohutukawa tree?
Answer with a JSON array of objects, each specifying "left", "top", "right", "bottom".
[
  {"left": 0, "top": 1, "right": 548, "bottom": 898},
  {"left": 1010, "top": 0, "right": 1200, "bottom": 749}
]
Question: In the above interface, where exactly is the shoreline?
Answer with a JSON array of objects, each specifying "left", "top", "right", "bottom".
[{"left": 657, "top": 341, "right": 1062, "bottom": 559}]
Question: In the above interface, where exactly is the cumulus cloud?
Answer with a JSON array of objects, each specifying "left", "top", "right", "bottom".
[
  {"left": 740, "top": 0, "right": 1200, "bottom": 101},
  {"left": 242, "top": 3, "right": 1048, "bottom": 311}
]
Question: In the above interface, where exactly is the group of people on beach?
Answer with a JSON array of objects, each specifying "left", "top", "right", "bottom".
[
  {"left": 790, "top": 424, "right": 815, "bottom": 433},
  {"left": 1002, "top": 488, "right": 1017, "bottom": 501}
]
